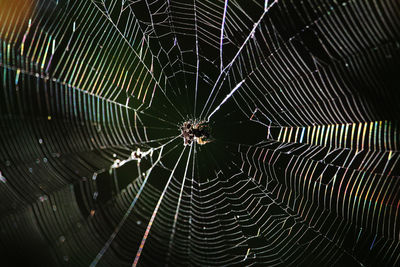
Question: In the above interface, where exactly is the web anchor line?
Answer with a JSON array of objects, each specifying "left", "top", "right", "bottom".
[
  {"left": 207, "top": 79, "right": 245, "bottom": 122},
  {"left": 200, "top": 0, "right": 279, "bottom": 119},
  {"left": 132, "top": 147, "right": 187, "bottom": 267}
]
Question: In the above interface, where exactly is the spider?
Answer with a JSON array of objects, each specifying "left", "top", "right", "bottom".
[{"left": 180, "top": 120, "right": 211, "bottom": 146}]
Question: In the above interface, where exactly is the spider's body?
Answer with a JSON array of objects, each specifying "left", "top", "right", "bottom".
[{"left": 180, "top": 120, "right": 212, "bottom": 145}]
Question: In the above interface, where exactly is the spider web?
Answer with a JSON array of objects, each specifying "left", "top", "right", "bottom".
[{"left": 0, "top": 0, "right": 400, "bottom": 266}]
